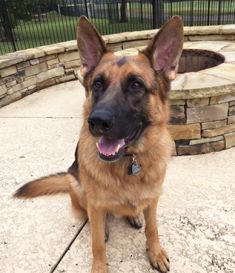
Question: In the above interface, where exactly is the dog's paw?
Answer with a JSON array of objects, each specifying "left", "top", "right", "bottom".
[
  {"left": 91, "top": 263, "right": 108, "bottom": 273},
  {"left": 126, "top": 215, "right": 143, "bottom": 229},
  {"left": 147, "top": 247, "right": 170, "bottom": 273}
]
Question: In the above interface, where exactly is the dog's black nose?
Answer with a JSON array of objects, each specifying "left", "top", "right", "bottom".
[{"left": 88, "top": 110, "right": 113, "bottom": 134}]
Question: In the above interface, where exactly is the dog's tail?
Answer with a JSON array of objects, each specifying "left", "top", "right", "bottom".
[{"left": 14, "top": 172, "right": 71, "bottom": 199}]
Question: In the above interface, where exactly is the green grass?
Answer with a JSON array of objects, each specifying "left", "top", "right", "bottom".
[
  {"left": 164, "top": 0, "right": 235, "bottom": 15},
  {"left": 1, "top": 1, "right": 235, "bottom": 54},
  {"left": 126, "top": 1, "right": 235, "bottom": 15}
]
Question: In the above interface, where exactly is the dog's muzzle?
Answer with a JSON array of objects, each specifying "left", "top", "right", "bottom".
[{"left": 88, "top": 109, "right": 143, "bottom": 162}]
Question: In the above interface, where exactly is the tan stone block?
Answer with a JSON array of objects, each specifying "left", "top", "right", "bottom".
[
  {"left": 19, "top": 48, "right": 45, "bottom": 58},
  {"left": 24, "top": 86, "right": 37, "bottom": 96},
  {"left": 0, "top": 56, "right": 24, "bottom": 69},
  {"left": 182, "top": 71, "right": 232, "bottom": 92},
  {"left": 177, "top": 140, "right": 224, "bottom": 155},
  {"left": 36, "top": 67, "right": 64, "bottom": 83},
  {"left": 56, "top": 74, "right": 75, "bottom": 83},
  {"left": 10, "top": 91, "right": 22, "bottom": 102},
  {"left": 171, "top": 84, "right": 235, "bottom": 101},
  {"left": 171, "top": 74, "right": 186, "bottom": 91},
  {"left": 47, "top": 58, "right": 59, "bottom": 67},
  {"left": 115, "top": 48, "right": 138, "bottom": 57},
  {"left": 187, "top": 98, "right": 209, "bottom": 107},
  {"left": 6, "top": 80, "right": 17, "bottom": 88},
  {"left": 222, "top": 52, "right": 235, "bottom": 63},
  {"left": 19, "top": 88, "right": 28, "bottom": 95},
  {"left": 7, "top": 77, "right": 36, "bottom": 94},
  {"left": 17, "top": 61, "right": 30, "bottom": 70},
  {"left": 0, "top": 66, "right": 17, "bottom": 77},
  {"left": 0, "top": 84, "right": 7, "bottom": 96},
  {"left": 202, "top": 120, "right": 227, "bottom": 130},
  {"left": 0, "top": 92, "right": 22, "bottom": 107},
  {"left": 220, "top": 43, "right": 235, "bottom": 52},
  {"left": 5, "top": 51, "right": 32, "bottom": 62},
  {"left": 210, "top": 93, "right": 235, "bottom": 104},
  {"left": 202, "top": 63, "right": 235, "bottom": 82},
  {"left": 190, "top": 136, "right": 223, "bottom": 145},
  {"left": 220, "top": 25, "right": 235, "bottom": 34},
  {"left": 170, "top": 99, "right": 186, "bottom": 106},
  {"left": 65, "top": 68, "right": 75, "bottom": 75},
  {"left": 170, "top": 105, "right": 185, "bottom": 124},
  {"left": 228, "top": 116, "right": 235, "bottom": 124},
  {"left": 0, "top": 95, "right": 10, "bottom": 107},
  {"left": 187, "top": 103, "right": 228, "bottom": 123},
  {"left": 104, "top": 33, "right": 127, "bottom": 44},
  {"left": 8, "top": 84, "right": 20, "bottom": 95},
  {"left": 122, "top": 40, "right": 149, "bottom": 49},
  {"left": 124, "top": 30, "right": 152, "bottom": 41},
  {"left": 184, "top": 40, "right": 229, "bottom": 52},
  {"left": 39, "top": 55, "right": 57, "bottom": 63},
  {"left": 30, "top": 59, "right": 40, "bottom": 65},
  {"left": 27, "top": 84, "right": 36, "bottom": 91},
  {"left": 39, "top": 44, "right": 65, "bottom": 55},
  {"left": 58, "top": 51, "right": 80, "bottom": 63},
  {"left": 58, "top": 41, "right": 77, "bottom": 51},
  {"left": 202, "top": 123, "right": 235, "bottom": 137},
  {"left": 188, "top": 34, "right": 235, "bottom": 41},
  {"left": 107, "top": 43, "right": 123, "bottom": 52},
  {"left": 25, "top": 63, "right": 47, "bottom": 77},
  {"left": 184, "top": 25, "right": 221, "bottom": 36},
  {"left": 224, "top": 132, "right": 235, "bottom": 148},
  {"left": 229, "top": 106, "right": 235, "bottom": 115},
  {"left": 168, "top": 124, "right": 201, "bottom": 140},
  {"left": 171, "top": 141, "right": 177, "bottom": 156},
  {"left": 37, "top": 78, "right": 56, "bottom": 89},
  {"left": 1, "top": 75, "right": 15, "bottom": 84},
  {"left": 64, "top": 60, "right": 80, "bottom": 69}
]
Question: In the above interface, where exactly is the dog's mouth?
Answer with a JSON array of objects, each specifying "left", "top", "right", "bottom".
[{"left": 96, "top": 125, "right": 142, "bottom": 162}]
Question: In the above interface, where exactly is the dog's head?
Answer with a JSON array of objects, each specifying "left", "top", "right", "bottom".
[{"left": 77, "top": 16, "right": 183, "bottom": 162}]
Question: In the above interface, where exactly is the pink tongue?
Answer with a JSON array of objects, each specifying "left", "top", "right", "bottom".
[{"left": 97, "top": 136, "right": 125, "bottom": 156}]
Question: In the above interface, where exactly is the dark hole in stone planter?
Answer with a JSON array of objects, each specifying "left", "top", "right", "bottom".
[{"left": 178, "top": 49, "right": 225, "bottom": 73}]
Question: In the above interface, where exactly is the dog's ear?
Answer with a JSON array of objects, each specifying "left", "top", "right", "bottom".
[
  {"left": 77, "top": 16, "right": 107, "bottom": 76},
  {"left": 143, "top": 16, "right": 184, "bottom": 81}
]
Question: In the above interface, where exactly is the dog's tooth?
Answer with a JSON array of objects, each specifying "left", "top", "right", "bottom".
[
  {"left": 116, "top": 144, "right": 121, "bottom": 153},
  {"left": 96, "top": 142, "right": 99, "bottom": 150}
]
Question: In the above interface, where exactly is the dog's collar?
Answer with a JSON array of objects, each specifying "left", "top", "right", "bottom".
[{"left": 125, "top": 153, "right": 141, "bottom": 176}]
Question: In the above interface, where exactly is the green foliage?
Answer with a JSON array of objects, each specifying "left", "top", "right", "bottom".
[
  {"left": 5, "top": 0, "right": 58, "bottom": 25},
  {"left": 7, "top": 0, "right": 39, "bottom": 22}
]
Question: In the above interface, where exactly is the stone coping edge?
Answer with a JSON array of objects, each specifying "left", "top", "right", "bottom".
[{"left": 1, "top": 24, "right": 235, "bottom": 69}]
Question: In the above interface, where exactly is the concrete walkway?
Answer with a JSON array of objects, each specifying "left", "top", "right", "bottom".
[{"left": 0, "top": 80, "right": 234, "bottom": 273}]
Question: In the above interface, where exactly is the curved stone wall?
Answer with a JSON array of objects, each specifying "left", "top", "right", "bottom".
[{"left": 0, "top": 24, "right": 235, "bottom": 154}]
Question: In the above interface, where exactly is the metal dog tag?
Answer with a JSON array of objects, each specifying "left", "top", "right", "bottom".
[{"left": 128, "top": 154, "right": 141, "bottom": 175}]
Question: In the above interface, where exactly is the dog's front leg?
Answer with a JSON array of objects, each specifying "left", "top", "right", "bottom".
[
  {"left": 88, "top": 205, "right": 107, "bottom": 273},
  {"left": 144, "top": 198, "right": 170, "bottom": 273}
]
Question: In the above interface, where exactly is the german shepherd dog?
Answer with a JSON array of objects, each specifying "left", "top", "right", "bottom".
[{"left": 14, "top": 16, "right": 183, "bottom": 273}]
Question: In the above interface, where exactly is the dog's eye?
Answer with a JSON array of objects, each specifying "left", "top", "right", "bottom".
[
  {"left": 93, "top": 80, "right": 103, "bottom": 90},
  {"left": 130, "top": 81, "right": 143, "bottom": 90}
]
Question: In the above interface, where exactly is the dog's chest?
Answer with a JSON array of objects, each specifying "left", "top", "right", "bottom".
[{"left": 90, "top": 172, "right": 162, "bottom": 215}]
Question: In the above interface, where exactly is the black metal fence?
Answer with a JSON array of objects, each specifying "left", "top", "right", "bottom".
[{"left": 1, "top": 0, "right": 235, "bottom": 54}]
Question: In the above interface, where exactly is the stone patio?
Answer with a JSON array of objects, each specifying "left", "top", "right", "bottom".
[{"left": 0, "top": 81, "right": 234, "bottom": 273}]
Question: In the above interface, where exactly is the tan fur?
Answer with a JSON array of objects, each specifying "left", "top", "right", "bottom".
[
  {"left": 14, "top": 173, "right": 70, "bottom": 198},
  {"left": 14, "top": 16, "right": 184, "bottom": 273}
]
